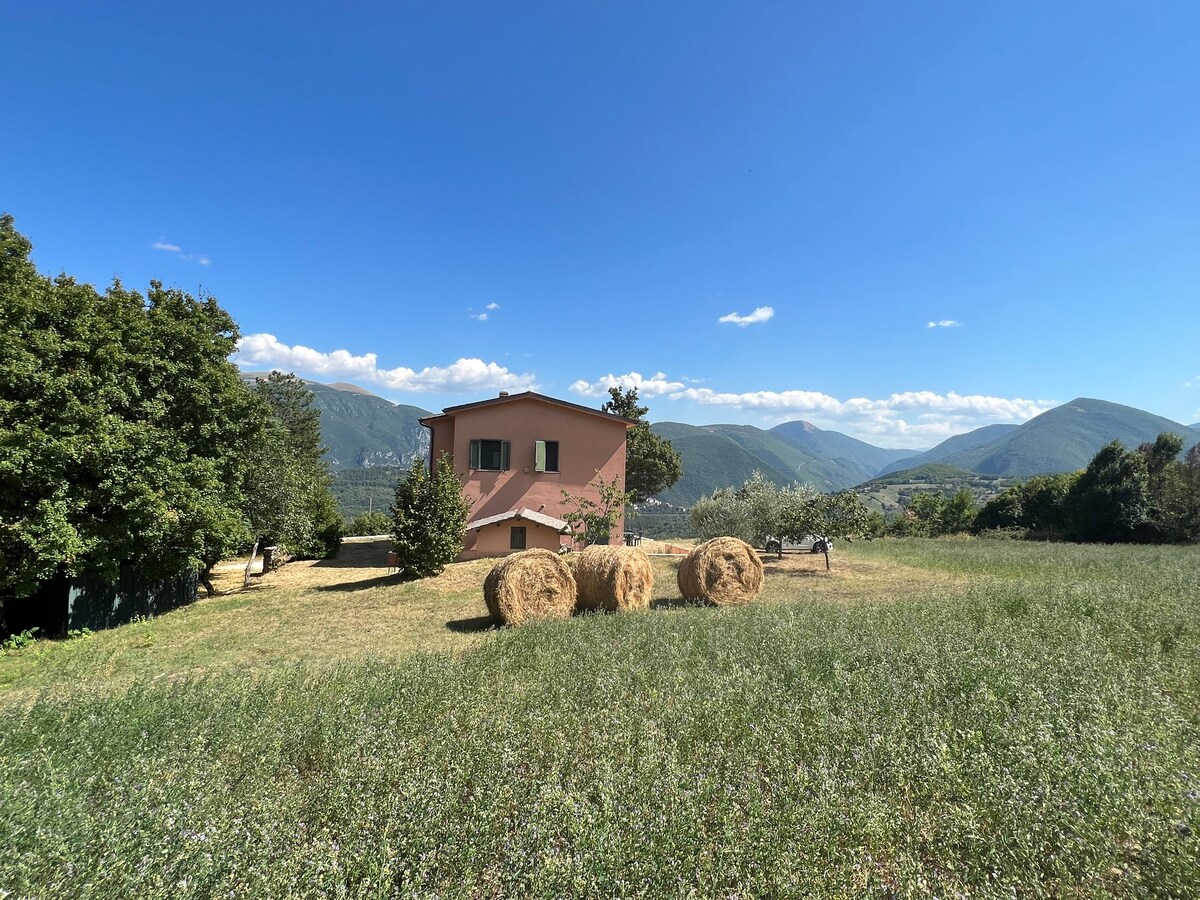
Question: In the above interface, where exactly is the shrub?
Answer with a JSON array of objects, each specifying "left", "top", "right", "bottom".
[
  {"left": 344, "top": 510, "right": 392, "bottom": 537},
  {"left": 390, "top": 453, "right": 471, "bottom": 578}
]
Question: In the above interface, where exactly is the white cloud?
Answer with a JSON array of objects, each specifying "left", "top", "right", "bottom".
[
  {"left": 152, "top": 238, "right": 209, "bottom": 264},
  {"left": 676, "top": 387, "right": 1049, "bottom": 420},
  {"left": 1185, "top": 375, "right": 1200, "bottom": 388},
  {"left": 486, "top": 302, "right": 500, "bottom": 310},
  {"left": 718, "top": 306, "right": 774, "bottom": 327},
  {"left": 927, "top": 320, "right": 961, "bottom": 328},
  {"left": 470, "top": 313, "right": 488, "bottom": 321},
  {"left": 234, "top": 334, "right": 537, "bottom": 393},
  {"left": 672, "top": 387, "right": 1053, "bottom": 446},
  {"left": 569, "top": 371, "right": 687, "bottom": 398},
  {"left": 570, "top": 369, "right": 1054, "bottom": 447}
]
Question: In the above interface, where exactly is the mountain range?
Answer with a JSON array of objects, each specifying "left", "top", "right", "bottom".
[
  {"left": 646, "top": 399, "right": 1200, "bottom": 505},
  {"left": 875, "top": 399, "right": 1200, "bottom": 478},
  {"left": 258, "top": 375, "right": 1200, "bottom": 515},
  {"left": 647, "top": 421, "right": 912, "bottom": 506},
  {"left": 241, "top": 372, "right": 431, "bottom": 470}
]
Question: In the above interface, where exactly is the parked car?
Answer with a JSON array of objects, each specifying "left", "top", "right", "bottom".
[{"left": 763, "top": 535, "right": 833, "bottom": 554}]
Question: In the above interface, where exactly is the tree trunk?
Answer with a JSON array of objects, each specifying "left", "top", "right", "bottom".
[
  {"left": 823, "top": 547, "right": 831, "bottom": 571},
  {"left": 199, "top": 564, "right": 216, "bottom": 597},
  {"left": 244, "top": 539, "right": 260, "bottom": 588}
]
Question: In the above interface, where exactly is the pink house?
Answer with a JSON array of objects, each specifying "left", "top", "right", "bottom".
[{"left": 420, "top": 391, "right": 635, "bottom": 558}]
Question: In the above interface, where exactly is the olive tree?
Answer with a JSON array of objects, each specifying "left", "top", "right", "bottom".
[
  {"left": 561, "top": 472, "right": 633, "bottom": 546},
  {"left": 690, "top": 471, "right": 871, "bottom": 570}
]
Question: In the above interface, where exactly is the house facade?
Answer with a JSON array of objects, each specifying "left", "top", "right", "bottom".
[{"left": 420, "top": 391, "right": 634, "bottom": 558}]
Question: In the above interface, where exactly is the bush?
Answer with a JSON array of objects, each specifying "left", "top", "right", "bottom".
[
  {"left": 344, "top": 510, "right": 391, "bottom": 537},
  {"left": 391, "top": 453, "right": 471, "bottom": 578}
]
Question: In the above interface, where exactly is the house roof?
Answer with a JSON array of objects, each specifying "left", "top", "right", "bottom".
[
  {"left": 419, "top": 391, "right": 636, "bottom": 428},
  {"left": 466, "top": 507, "right": 572, "bottom": 534}
]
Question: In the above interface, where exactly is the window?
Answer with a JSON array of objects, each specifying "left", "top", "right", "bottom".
[
  {"left": 510, "top": 526, "right": 527, "bottom": 550},
  {"left": 535, "top": 440, "right": 559, "bottom": 473},
  {"left": 469, "top": 439, "right": 510, "bottom": 471}
]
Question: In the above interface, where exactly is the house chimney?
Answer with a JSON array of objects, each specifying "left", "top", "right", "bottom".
[{"left": 498, "top": 391, "right": 509, "bottom": 397}]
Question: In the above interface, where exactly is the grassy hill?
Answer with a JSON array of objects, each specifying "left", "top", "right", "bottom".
[
  {"left": 694, "top": 423, "right": 856, "bottom": 487},
  {"left": 954, "top": 398, "right": 1200, "bottom": 476},
  {"left": 2, "top": 540, "right": 1197, "bottom": 895}
]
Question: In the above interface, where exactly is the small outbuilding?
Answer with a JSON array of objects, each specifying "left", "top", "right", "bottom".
[{"left": 465, "top": 507, "right": 572, "bottom": 556}]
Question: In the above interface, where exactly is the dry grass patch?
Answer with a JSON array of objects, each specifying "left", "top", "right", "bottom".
[
  {"left": 0, "top": 539, "right": 497, "bottom": 704},
  {"left": 1, "top": 541, "right": 960, "bottom": 704},
  {"left": 421, "top": 558, "right": 499, "bottom": 595},
  {"left": 754, "top": 548, "right": 967, "bottom": 605}
]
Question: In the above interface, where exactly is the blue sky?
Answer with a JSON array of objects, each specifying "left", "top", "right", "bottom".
[{"left": 5, "top": 1, "right": 1199, "bottom": 448}]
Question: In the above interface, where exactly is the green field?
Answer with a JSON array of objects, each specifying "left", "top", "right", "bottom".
[{"left": 2, "top": 540, "right": 1197, "bottom": 898}]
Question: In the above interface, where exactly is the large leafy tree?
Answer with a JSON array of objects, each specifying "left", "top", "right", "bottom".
[
  {"left": 0, "top": 214, "right": 263, "bottom": 611},
  {"left": 600, "top": 387, "right": 683, "bottom": 503},
  {"left": 803, "top": 489, "right": 871, "bottom": 570},
  {"left": 974, "top": 473, "right": 1077, "bottom": 538},
  {"left": 1065, "top": 440, "right": 1151, "bottom": 543},
  {"left": 893, "top": 489, "right": 977, "bottom": 537},
  {"left": 1018, "top": 473, "right": 1077, "bottom": 539},
  {"left": 1180, "top": 444, "right": 1200, "bottom": 542},
  {"left": 1137, "top": 433, "right": 1200, "bottom": 543},
  {"left": 244, "top": 372, "right": 343, "bottom": 568},
  {"left": 253, "top": 371, "right": 324, "bottom": 461},
  {"left": 143, "top": 281, "right": 265, "bottom": 595},
  {"left": 690, "top": 486, "right": 755, "bottom": 544}
]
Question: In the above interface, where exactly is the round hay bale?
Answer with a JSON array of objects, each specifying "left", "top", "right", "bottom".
[
  {"left": 676, "top": 536, "right": 764, "bottom": 606},
  {"left": 483, "top": 548, "right": 577, "bottom": 627},
  {"left": 567, "top": 545, "right": 654, "bottom": 613}
]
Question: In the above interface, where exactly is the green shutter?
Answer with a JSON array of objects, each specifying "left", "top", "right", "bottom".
[
  {"left": 469, "top": 440, "right": 480, "bottom": 469},
  {"left": 534, "top": 440, "right": 546, "bottom": 472},
  {"left": 500, "top": 441, "right": 510, "bottom": 470}
]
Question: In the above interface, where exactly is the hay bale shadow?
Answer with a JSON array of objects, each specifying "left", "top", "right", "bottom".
[
  {"left": 315, "top": 574, "right": 404, "bottom": 593},
  {"left": 313, "top": 539, "right": 393, "bottom": 569},
  {"left": 446, "top": 615, "right": 498, "bottom": 633}
]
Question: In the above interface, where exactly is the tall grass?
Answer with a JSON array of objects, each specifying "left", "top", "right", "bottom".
[{"left": 1, "top": 541, "right": 1197, "bottom": 897}]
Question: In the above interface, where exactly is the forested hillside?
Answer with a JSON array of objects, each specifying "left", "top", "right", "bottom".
[{"left": 240, "top": 374, "right": 430, "bottom": 471}]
